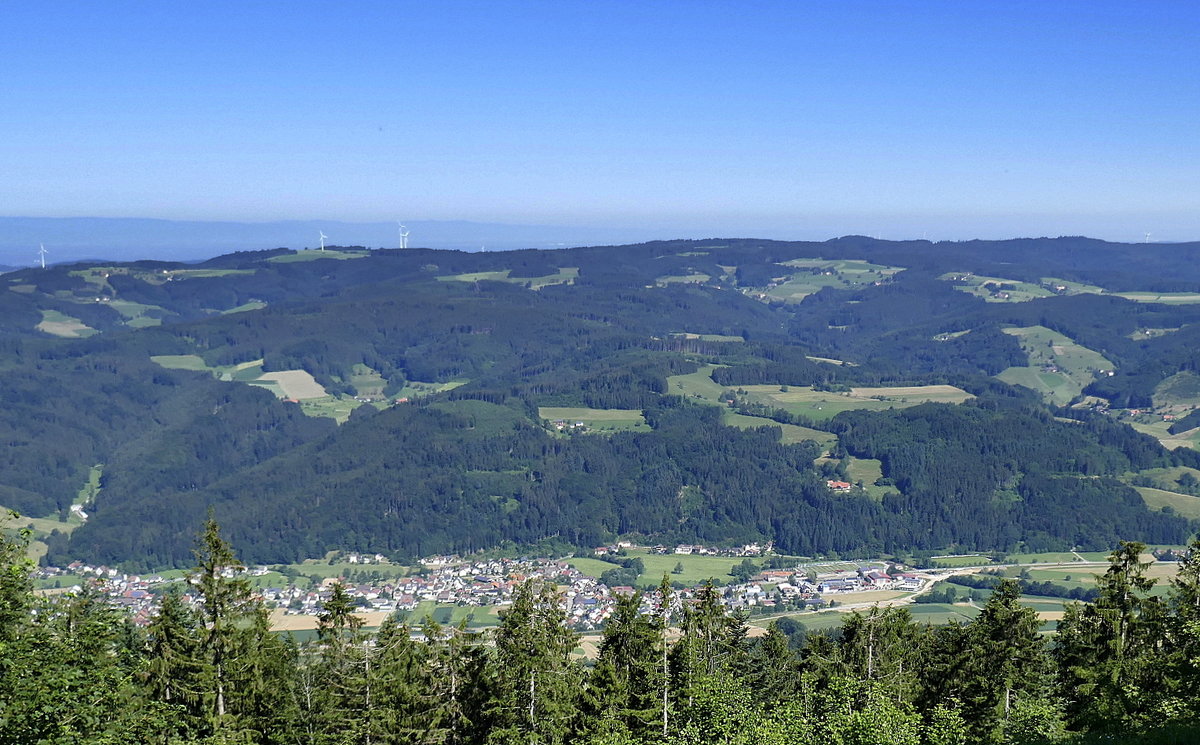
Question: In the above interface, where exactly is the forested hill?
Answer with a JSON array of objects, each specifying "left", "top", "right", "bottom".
[{"left": 3, "top": 236, "right": 1200, "bottom": 568}]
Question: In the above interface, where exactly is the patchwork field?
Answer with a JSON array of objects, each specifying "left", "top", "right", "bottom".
[
  {"left": 942, "top": 273, "right": 1055, "bottom": 303},
  {"left": 721, "top": 412, "right": 838, "bottom": 449},
  {"left": 996, "top": 326, "right": 1114, "bottom": 405},
  {"left": 666, "top": 365, "right": 841, "bottom": 449},
  {"left": 151, "top": 355, "right": 369, "bottom": 420},
  {"left": 750, "top": 258, "right": 903, "bottom": 303}
]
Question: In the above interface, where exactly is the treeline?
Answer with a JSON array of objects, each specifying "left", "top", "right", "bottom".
[
  {"left": 945, "top": 573, "right": 1101, "bottom": 603},
  {"left": 826, "top": 401, "right": 1192, "bottom": 552},
  {"left": 12, "top": 520, "right": 1200, "bottom": 744}
]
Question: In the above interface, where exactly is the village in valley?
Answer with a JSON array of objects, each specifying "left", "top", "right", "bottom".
[{"left": 33, "top": 542, "right": 933, "bottom": 636}]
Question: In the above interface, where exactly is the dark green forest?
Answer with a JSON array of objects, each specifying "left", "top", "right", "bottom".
[
  {"left": 8, "top": 519, "right": 1200, "bottom": 744},
  {"left": 3, "top": 236, "right": 1200, "bottom": 567}
]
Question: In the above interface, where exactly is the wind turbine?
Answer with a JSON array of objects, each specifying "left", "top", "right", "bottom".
[
  {"left": 38, "top": 243, "right": 47, "bottom": 269},
  {"left": 1145, "top": 231, "right": 1152, "bottom": 243},
  {"left": 318, "top": 230, "right": 328, "bottom": 251},
  {"left": 398, "top": 222, "right": 410, "bottom": 249}
]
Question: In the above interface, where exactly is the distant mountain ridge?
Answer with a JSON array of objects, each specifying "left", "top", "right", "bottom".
[
  {"left": 0, "top": 216, "right": 662, "bottom": 265},
  {"left": 2, "top": 235, "right": 1200, "bottom": 568}
]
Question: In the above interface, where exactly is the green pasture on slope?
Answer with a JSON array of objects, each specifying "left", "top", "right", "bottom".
[{"left": 538, "top": 407, "right": 649, "bottom": 433}]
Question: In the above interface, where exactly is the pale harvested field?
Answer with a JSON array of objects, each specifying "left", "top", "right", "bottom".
[
  {"left": 258, "top": 370, "right": 327, "bottom": 399},
  {"left": 1036, "top": 611, "right": 1066, "bottom": 622},
  {"left": 269, "top": 608, "right": 390, "bottom": 632}
]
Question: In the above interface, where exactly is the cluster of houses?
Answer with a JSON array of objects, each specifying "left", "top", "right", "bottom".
[
  {"left": 641, "top": 542, "right": 770, "bottom": 557},
  {"left": 34, "top": 551, "right": 925, "bottom": 632}
]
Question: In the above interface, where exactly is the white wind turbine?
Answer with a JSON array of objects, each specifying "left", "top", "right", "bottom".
[
  {"left": 398, "top": 222, "right": 410, "bottom": 249},
  {"left": 318, "top": 230, "right": 328, "bottom": 251},
  {"left": 38, "top": 243, "right": 48, "bottom": 269}
]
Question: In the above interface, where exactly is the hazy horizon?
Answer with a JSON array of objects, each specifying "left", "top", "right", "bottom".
[{"left": 4, "top": 2, "right": 1197, "bottom": 251}]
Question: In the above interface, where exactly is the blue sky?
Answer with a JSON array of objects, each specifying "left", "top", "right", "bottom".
[{"left": 3, "top": 1, "right": 1198, "bottom": 242}]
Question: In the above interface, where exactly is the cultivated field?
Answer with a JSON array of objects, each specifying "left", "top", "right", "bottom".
[{"left": 257, "top": 370, "right": 327, "bottom": 399}]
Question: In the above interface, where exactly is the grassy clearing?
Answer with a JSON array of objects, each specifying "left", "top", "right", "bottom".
[
  {"left": 77, "top": 464, "right": 102, "bottom": 506},
  {"left": 169, "top": 268, "right": 256, "bottom": 279},
  {"left": 721, "top": 412, "right": 838, "bottom": 449},
  {"left": 106, "top": 299, "right": 165, "bottom": 327},
  {"left": 297, "top": 397, "right": 366, "bottom": 423},
  {"left": 845, "top": 456, "right": 892, "bottom": 499},
  {"left": 268, "top": 249, "right": 369, "bottom": 263},
  {"left": 655, "top": 274, "right": 710, "bottom": 285},
  {"left": 806, "top": 355, "right": 857, "bottom": 366},
  {"left": 1130, "top": 327, "right": 1181, "bottom": 341},
  {"left": 1154, "top": 372, "right": 1200, "bottom": 408},
  {"left": 393, "top": 379, "right": 469, "bottom": 400},
  {"left": 1129, "top": 420, "right": 1200, "bottom": 451},
  {"left": 930, "top": 555, "right": 993, "bottom": 567},
  {"left": 348, "top": 364, "right": 388, "bottom": 397},
  {"left": 669, "top": 332, "right": 744, "bottom": 342},
  {"left": 907, "top": 603, "right": 982, "bottom": 624},
  {"left": 667, "top": 365, "right": 728, "bottom": 401},
  {"left": 1007, "top": 552, "right": 1089, "bottom": 563},
  {"left": 438, "top": 267, "right": 579, "bottom": 289},
  {"left": 1137, "top": 487, "right": 1200, "bottom": 520},
  {"left": 538, "top": 407, "right": 649, "bottom": 433},
  {"left": 37, "top": 309, "right": 97, "bottom": 337},
  {"left": 151, "top": 354, "right": 210, "bottom": 371},
  {"left": 996, "top": 326, "right": 1114, "bottom": 406},
  {"left": 222, "top": 301, "right": 267, "bottom": 314},
  {"left": 569, "top": 549, "right": 754, "bottom": 588},
  {"left": 736, "top": 384, "right": 971, "bottom": 421},
  {"left": 850, "top": 385, "right": 972, "bottom": 403},
  {"left": 1115, "top": 292, "right": 1200, "bottom": 304}
]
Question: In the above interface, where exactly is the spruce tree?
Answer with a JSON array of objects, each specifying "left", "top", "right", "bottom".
[{"left": 486, "top": 578, "right": 581, "bottom": 744}]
